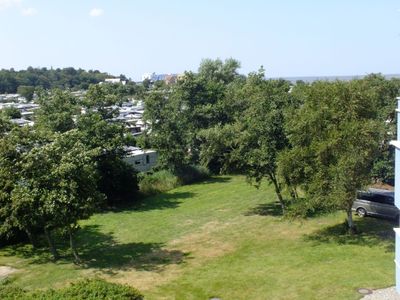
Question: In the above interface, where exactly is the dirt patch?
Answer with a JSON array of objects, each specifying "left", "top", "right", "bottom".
[
  {"left": 170, "top": 221, "right": 235, "bottom": 259},
  {"left": 0, "top": 266, "right": 17, "bottom": 278},
  {"left": 103, "top": 221, "right": 237, "bottom": 290},
  {"left": 370, "top": 183, "right": 394, "bottom": 191}
]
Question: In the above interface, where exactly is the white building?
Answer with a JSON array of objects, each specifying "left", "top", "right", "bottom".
[
  {"left": 123, "top": 146, "right": 158, "bottom": 172},
  {"left": 103, "top": 78, "right": 126, "bottom": 85},
  {"left": 141, "top": 72, "right": 156, "bottom": 81},
  {"left": 390, "top": 96, "right": 400, "bottom": 294}
]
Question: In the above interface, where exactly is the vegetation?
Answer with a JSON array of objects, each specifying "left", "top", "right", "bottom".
[
  {"left": 138, "top": 170, "right": 179, "bottom": 195},
  {"left": 0, "top": 85, "right": 140, "bottom": 259},
  {"left": 0, "top": 59, "right": 400, "bottom": 298},
  {"left": 0, "top": 106, "right": 21, "bottom": 119},
  {"left": 0, "top": 67, "right": 116, "bottom": 93},
  {"left": 280, "top": 80, "right": 384, "bottom": 230},
  {"left": 138, "top": 165, "right": 210, "bottom": 196},
  {"left": 0, "top": 279, "right": 143, "bottom": 299},
  {"left": 0, "top": 176, "right": 394, "bottom": 299},
  {"left": 144, "top": 60, "right": 400, "bottom": 229}
]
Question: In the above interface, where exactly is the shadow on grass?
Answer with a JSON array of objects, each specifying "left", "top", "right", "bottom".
[
  {"left": 1, "top": 244, "right": 62, "bottom": 265},
  {"left": 196, "top": 176, "right": 232, "bottom": 185},
  {"left": 134, "top": 191, "right": 196, "bottom": 212},
  {"left": 304, "top": 217, "right": 395, "bottom": 252},
  {"left": 77, "top": 225, "right": 189, "bottom": 273},
  {"left": 2, "top": 225, "right": 190, "bottom": 272},
  {"left": 108, "top": 191, "right": 196, "bottom": 213},
  {"left": 245, "top": 201, "right": 283, "bottom": 217}
]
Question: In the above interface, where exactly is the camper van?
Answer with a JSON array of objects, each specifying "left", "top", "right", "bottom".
[{"left": 123, "top": 146, "right": 158, "bottom": 172}]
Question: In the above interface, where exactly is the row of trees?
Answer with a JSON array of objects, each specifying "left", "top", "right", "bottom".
[
  {"left": 143, "top": 58, "right": 400, "bottom": 231},
  {"left": 0, "top": 67, "right": 130, "bottom": 94},
  {"left": 0, "top": 85, "right": 138, "bottom": 260}
]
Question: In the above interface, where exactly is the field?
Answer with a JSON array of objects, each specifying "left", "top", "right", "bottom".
[{"left": 0, "top": 175, "right": 395, "bottom": 299}]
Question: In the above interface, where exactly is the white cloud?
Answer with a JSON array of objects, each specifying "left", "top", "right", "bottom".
[
  {"left": 0, "top": 0, "right": 21, "bottom": 11},
  {"left": 21, "top": 7, "right": 36, "bottom": 16},
  {"left": 89, "top": 8, "right": 104, "bottom": 17}
]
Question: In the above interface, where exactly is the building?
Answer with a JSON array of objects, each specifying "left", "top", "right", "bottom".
[
  {"left": 102, "top": 78, "right": 126, "bottom": 85},
  {"left": 390, "top": 96, "right": 400, "bottom": 294},
  {"left": 123, "top": 146, "right": 158, "bottom": 172},
  {"left": 141, "top": 73, "right": 179, "bottom": 84},
  {"left": 10, "top": 118, "right": 34, "bottom": 127}
]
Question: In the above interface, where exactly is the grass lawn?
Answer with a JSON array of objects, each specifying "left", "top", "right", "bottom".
[{"left": 0, "top": 175, "right": 395, "bottom": 299}]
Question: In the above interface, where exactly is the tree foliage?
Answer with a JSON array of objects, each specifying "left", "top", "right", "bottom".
[
  {"left": 281, "top": 80, "right": 384, "bottom": 230},
  {"left": 0, "top": 67, "right": 113, "bottom": 93}
]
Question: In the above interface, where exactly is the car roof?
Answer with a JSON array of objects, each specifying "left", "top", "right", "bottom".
[{"left": 366, "top": 188, "right": 394, "bottom": 197}]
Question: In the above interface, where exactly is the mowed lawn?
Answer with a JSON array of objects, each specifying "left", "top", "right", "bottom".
[{"left": 0, "top": 175, "right": 395, "bottom": 299}]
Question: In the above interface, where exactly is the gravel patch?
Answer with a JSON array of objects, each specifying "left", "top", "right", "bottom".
[{"left": 361, "top": 287, "right": 400, "bottom": 300}]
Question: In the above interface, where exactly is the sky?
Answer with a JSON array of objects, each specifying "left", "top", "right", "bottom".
[{"left": 0, "top": 0, "right": 399, "bottom": 80}]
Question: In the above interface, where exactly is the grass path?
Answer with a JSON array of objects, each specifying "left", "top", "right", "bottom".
[{"left": 0, "top": 175, "right": 395, "bottom": 299}]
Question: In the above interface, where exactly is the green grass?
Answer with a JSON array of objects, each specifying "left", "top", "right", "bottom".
[{"left": 0, "top": 175, "right": 395, "bottom": 299}]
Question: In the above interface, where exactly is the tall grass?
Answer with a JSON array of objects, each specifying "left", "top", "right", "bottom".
[{"left": 139, "top": 165, "right": 211, "bottom": 196}]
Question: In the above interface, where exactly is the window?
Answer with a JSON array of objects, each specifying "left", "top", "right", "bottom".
[
  {"left": 358, "top": 192, "right": 394, "bottom": 205},
  {"left": 146, "top": 155, "right": 150, "bottom": 164},
  {"left": 135, "top": 160, "right": 141, "bottom": 165}
]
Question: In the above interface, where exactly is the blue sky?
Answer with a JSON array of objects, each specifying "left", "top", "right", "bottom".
[{"left": 0, "top": 0, "right": 399, "bottom": 80}]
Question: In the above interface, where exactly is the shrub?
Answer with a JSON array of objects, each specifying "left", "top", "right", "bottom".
[
  {"left": 0, "top": 285, "right": 26, "bottom": 300},
  {"left": 138, "top": 165, "right": 211, "bottom": 196},
  {"left": 138, "top": 170, "right": 179, "bottom": 195},
  {"left": 98, "top": 158, "right": 139, "bottom": 205},
  {"left": 0, "top": 279, "right": 143, "bottom": 300},
  {"left": 176, "top": 165, "right": 211, "bottom": 185}
]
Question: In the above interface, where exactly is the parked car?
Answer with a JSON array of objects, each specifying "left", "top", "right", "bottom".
[{"left": 352, "top": 188, "right": 398, "bottom": 220}]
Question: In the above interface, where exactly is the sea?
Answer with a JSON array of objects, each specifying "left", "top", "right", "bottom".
[{"left": 267, "top": 74, "right": 400, "bottom": 84}]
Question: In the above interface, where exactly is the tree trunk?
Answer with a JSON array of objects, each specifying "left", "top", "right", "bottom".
[
  {"left": 68, "top": 226, "right": 80, "bottom": 263},
  {"left": 346, "top": 208, "right": 356, "bottom": 234},
  {"left": 269, "top": 173, "right": 286, "bottom": 213},
  {"left": 44, "top": 227, "right": 58, "bottom": 260},
  {"left": 25, "top": 228, "right": 38, "bottom": 249}
]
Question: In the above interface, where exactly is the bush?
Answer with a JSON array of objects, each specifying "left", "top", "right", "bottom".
[
  {"left": 0, "top": 285, "right": 26, "bottom": 300},
  {"left": 98, "top": 158, "right": 139, "bottom": 205},
  {"left": 138, "top": 170, "right": 179, "bottom": 195},
  {"left": 139, "top": 165, "right": 211, "bottom": 196},
  {"left": 0, "top": 279, "right": 143, "bottom": 300},
  {"left": 176, "top": 165, "right": 211, "bottom": 185}
]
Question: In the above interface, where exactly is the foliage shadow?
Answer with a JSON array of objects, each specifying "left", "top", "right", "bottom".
[
  {"left": 109, "top": 191, "right": 196, "bottom": 213},
  {"left": 77, "top": 225, "right": 190, "bottom": 272},
  {"left": 304, "top": 217, "right": 395, "bottom": 252},
  {"left": 244, "top": 201, "right": 283, "bottom": 217}
]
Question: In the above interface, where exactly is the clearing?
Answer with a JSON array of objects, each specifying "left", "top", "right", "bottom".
[{"left": 0, "top": 175, "right": 395, "bottom": 299}]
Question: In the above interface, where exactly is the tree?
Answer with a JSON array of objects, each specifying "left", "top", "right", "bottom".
[
  {"left": 229, "top": 72, "right": 292, "bottom": 211},
  {"left": 34, "top": 89, "right": 78, "bottom": 133},
  {"left": 142, "top": 90, "right": 190, "bottom": 172},
  {"left": 17, "top": 85, "right": 35, "bottom": 101},
  {"left": 0, "top": 126, "right": 42, "bottom": 247},
  {"left": 11, "top": 130, "right": 103, "bottom": 260},
  {"left": 282, "top": 80, "right": 382, "bottom": 231},
  {"left": 77, "top": 85, "right": 138, "bottom": 205},
  {"left": 198, "top": 58, "right": 241, "bottom": 84},
  {"left": 143, "top": 58, "right": 242, "bottom": 173},
  {"left": 1, "top": 107, "right": 21, "bottom": 119}
]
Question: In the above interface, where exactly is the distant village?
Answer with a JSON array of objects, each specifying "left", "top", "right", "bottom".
[{"left": 0, "top": 74, "right": 175, "bottom": 173}]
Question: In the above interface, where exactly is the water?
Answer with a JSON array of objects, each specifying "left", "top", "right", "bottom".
[{"left": 267, "top": 74, "right": 400, "bottom": 83}]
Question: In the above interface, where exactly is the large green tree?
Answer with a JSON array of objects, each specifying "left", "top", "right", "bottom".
[
  {"left": 34, "top": 88, "right": 78, "bottom": 133},
  {"left": 282, "top": 80, "right": 383, "bottom": 231},
  {"left": 143, "top": 58, "right": 242, "bottom": 172},
  {"left": 77, "top": 85, "right": 138, "bottom": 204},
  {"left": 200, "top": 70, "right": 293, "bottom": 211},
  {"left": 7, "top": 130, "right": 103, "bottom": 260}
]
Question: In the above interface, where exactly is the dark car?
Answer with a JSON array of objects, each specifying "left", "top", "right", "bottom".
[{"left": 352, "top": 188, "right": 398, "bottom": 220}]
